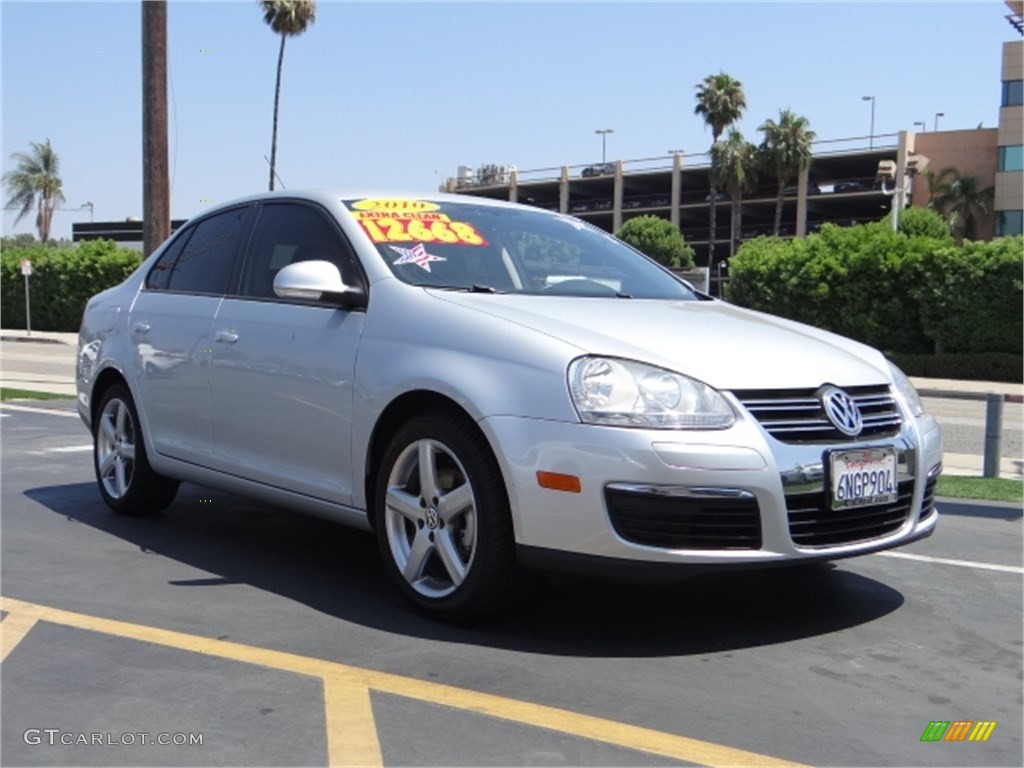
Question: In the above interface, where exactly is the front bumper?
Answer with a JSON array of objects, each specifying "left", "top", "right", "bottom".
[{"left": 480, "top": 409, "right": 942, "bottom": 568}]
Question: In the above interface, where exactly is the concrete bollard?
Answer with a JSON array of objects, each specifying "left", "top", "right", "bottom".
[{"left": 983, "top": 393, "right": 1003, "bottom": 479}]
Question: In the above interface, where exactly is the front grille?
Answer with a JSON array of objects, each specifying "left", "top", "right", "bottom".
[
  {"left": 787, "top": 480, "right": 914, "bottom": 547},
  {"left": 606, "top": 488, "right": 762, "bottom": 550},
  {"left": 733, "top": 385, "right": 902, "bottom": 443}
]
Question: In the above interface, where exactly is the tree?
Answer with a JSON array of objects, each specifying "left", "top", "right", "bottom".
[
  {"left": 926, "top": 166, "right": 994, "bottom": 243},
  {"left": 615, "top": 215, "right": 695, "bottom": 269},
  {"left": 2, "top": 139, "right": 66, "bottom": 242},
  {"left": 694, "top": 72, "right": 746, "bottom": 267},
  {"left": 261, "top": 0, "right": 316, "bottom": 191},
  {"left": 885, "top": 206, "right": 953, "bottom": 241},
  {"left": 710, "top": 130, "right": 758, "bottom": 257},
  {"left": 758, "top": 109, "right": 816, "bottom": 236}
]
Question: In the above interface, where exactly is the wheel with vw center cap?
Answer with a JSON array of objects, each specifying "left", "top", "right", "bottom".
[
  {"left": 374, "top": 413, "right": 518, "bottom": 619},
  {"left": 93, "top": 384, "right": 179, "bottom": 515}
]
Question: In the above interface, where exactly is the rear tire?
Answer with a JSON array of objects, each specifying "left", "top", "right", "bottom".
[
  {"left": 93, "top": 384, "right": 178, "bottom": 515},
  {"left": 374, "top": 413, "right": 519, "bottom": 620}
]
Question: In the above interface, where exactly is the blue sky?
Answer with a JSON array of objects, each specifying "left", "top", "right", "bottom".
[{"left": 1, "top": 0, "right": 1015, "bottom": 239}]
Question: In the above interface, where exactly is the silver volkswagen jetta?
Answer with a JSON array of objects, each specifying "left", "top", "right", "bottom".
[{"left": 77, "top": 191, "right": 942, "bottom": 618}]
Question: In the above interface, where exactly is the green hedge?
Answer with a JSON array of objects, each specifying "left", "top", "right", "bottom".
[
  {"left": 918, "top": 237, "right": 1024, "bottom": 354},
  {"left": 727, "top": 225, "right": 1023, "bottom": 362},
  {"left": 1, "top": 240, "right": 142, "bottom": 331},
  {"left": 725, "top": 223, "right": 941, "bottom": 353}
]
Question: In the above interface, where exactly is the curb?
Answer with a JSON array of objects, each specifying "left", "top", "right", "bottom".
[{"left": 0, "top": 335, "right": 68, "bottom": 345}]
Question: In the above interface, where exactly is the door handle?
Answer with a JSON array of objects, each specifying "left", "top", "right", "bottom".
[
  {"left": 132, "top": 322, "right": 150, "bottom": 334},
  {"left": 215, "top": 330, "right": 239, "bottom": 344}
]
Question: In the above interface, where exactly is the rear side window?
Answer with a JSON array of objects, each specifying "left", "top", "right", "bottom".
[
  {"left": 145, "top": 230, "right": 191, "bottom": 290},
  {"left": 147, "top": 207, "right": 249, "bottom": 295},
  {"left": 239, "top": 203, "right": 358, "bottom": 299}
]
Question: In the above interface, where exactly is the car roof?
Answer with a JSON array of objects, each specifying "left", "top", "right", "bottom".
[{"left": 200, "top": 189, "right": 534, "bottom": 217}]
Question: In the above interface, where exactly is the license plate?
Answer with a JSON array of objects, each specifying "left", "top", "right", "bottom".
[{"left": 829, "top": 447, "right": 898, "bottom": 510}]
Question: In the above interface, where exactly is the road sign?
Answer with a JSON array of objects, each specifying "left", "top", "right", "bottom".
[{"left": 20, "top": 259, "right": 32, "bottom": 276}]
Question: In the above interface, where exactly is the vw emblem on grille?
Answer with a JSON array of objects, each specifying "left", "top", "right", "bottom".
[{"left": 821, "top": 387, "right": 863, "bottom": 436}]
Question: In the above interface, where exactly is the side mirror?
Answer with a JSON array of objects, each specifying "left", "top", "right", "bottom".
[{"left": 273, "top": 260, "right": 365, "bottom": 308}]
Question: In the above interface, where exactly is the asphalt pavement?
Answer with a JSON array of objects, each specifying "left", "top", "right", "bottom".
[{"left": 1, "top": 404, "right": 1021, "bottom": 767}]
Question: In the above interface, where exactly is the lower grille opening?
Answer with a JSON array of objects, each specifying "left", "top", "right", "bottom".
[
  {"left": 787, "top": 480, "right": 914, "bottom": 547},
  {"left": 920, "top": 473, "right": 939, "bottom": 521},
  {"left": 606, "top": 489, "right": 762, "bottom": 550}
]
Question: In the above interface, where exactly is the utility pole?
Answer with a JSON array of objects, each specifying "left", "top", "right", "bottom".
[{"left": 142, "top": 0, "right": 170, "bottom": 257}]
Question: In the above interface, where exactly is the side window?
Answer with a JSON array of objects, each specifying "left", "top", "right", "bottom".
[
  {"left": 166, "top": 207, "right": 249, "bottom": 295},
  {"left": 239, "top": 203, "right": 356, "bottom": 299},
  {"left": 145, "top": 229, "right": 191, "bottom": 290}
]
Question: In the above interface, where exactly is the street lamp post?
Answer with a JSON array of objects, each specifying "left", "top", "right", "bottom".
[
  {"left": 595, "top": 129, "right": 613, "bottom": 164},
  {"left": 862, "top": 95, "right": 876, "bottom": 149},
  {"left": 934, "top": 112, "right": 945, "bottom": 131},
  {"left": 82, "top": 202, "right": 94, "bottom": 223},
  {"left": 913, "top": 121, "right": 926, "bottom": 132}
]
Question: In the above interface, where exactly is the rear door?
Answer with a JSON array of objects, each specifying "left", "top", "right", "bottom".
[
  {"left": 129, "top": 206, "right": 253, "bottom": 461},
  {"left": 208, "top": 201, "right": 367, "bottom": 504}
]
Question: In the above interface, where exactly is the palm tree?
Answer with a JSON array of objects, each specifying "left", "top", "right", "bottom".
[
  {"left": 261, "top": 0, "right": 316, "bottom": 191},
  {"left": 926, "top": 166, "right": 994, "bottom": 243},
  {"left": 710, "top": 130, "right": 758, "bottom": 257},
  {"left": 2, "top": 139, "right": 65, "bottom": 242},
  {"left": 694, "top": 72, "right": 746, "bottom": 266},
  {"left": 758, "top": 109, "right": 816, "bottom": 235}
]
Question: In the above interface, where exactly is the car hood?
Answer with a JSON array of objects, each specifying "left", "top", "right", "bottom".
[{"left": 427, "top": 292, "right": 891, "bottom": 391}]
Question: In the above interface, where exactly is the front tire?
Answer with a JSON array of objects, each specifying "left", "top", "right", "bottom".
[
  {"left": 93, "top": 384, "right": 179, "bottom": 515},
  {"left": 374, "top": 413, "right": 519, "bottom": 620}
]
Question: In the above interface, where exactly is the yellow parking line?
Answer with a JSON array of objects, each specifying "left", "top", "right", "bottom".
[
  {"left": 0, "top": 610, "right": 38, "bottom": 662},
  {"left": 322, "top": 672, "right": 384, "bottom": 768},
  {"left": 1, "top": 596, "right": 806, "bottom": 768}
]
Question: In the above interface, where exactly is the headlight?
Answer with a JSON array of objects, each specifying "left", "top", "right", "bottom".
[
  {"left": 568, "top": 357, "right": 735, "bottom": 429},
  {"left": 887, "top": 361, "right": 925, "bottom": 417}
]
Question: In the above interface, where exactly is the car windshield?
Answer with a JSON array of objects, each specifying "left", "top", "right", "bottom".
[{"left": 342, "top": 198, "right": 699, "bottom": 300}]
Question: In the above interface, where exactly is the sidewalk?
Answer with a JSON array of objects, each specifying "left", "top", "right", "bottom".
[
  {"left": 2, "top": 328, "right": 1021, "bottom": 479},
  {"left": 1, "top": 329, "right": 79, "bottom": 397}
]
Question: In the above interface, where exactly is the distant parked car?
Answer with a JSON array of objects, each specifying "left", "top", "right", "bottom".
[
  {"left": 833, "top": 179, "right": 874, "bottom": 193},
  {"left": 783, "top": 182, "right": 822, "bottom": 196},
  {"left": 581, "top": 162, "right": 616, "bottom": 178}
]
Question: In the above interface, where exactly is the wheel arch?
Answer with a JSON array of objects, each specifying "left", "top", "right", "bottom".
[
  {"left": 89, "top": 366, "right": 130, "bottom": 427},
  {"left": 364, "top": 390, "right": 505, "bottom": 532}
]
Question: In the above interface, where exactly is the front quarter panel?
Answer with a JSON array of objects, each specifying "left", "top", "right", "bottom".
[{"left": 350, "top": 279, "right": 583, "bottom": 508}]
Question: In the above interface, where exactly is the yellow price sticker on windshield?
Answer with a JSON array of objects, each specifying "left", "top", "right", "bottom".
[
  {"left": 357, "top": 217, "right": 487, "bottom": 246},
  {"left": 351, "top": 198, "right": 440, "bottom": 213}
]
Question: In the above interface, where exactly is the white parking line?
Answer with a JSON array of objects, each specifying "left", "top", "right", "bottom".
[
  {"left": 0, "top": 403, "right": 80, "bottom": 418},
  {"left": 24, "top": 444, "right": 93, "bottom": 456},
  {"left": 876, "top": 551, "right": 1023, "bottom": 575}
]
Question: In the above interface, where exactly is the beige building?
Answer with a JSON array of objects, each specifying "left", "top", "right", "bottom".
[
  {"left": 911, "top": 129, "right": 999, "bottom": 240},
  {"left": 994, "top": 22, "right": 1023, "bottom": 235}
]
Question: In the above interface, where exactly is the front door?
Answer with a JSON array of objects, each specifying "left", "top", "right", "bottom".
[{"left": 208, "top": 202, "right": 366, "bottom": 504}]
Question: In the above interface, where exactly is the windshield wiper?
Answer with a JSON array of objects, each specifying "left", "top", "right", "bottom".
[{"left": 470, "top": 284, "right": 497, "bottom": 293}]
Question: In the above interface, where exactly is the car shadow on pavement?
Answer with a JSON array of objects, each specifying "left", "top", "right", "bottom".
[{"left": 25, "top": 481, "right": 905, "bottom": 658}]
